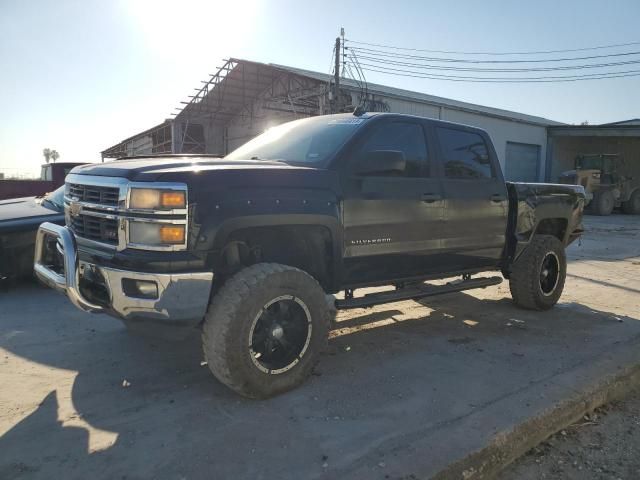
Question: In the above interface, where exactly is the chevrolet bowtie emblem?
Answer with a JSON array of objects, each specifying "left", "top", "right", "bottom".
[{"left": 69, "top": 203, "right": 83, "bottom": 217}]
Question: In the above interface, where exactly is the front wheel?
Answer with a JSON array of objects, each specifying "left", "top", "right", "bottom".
[
  {"left": 591, "top": 190, "right": 614, "bottom": 216},
  {"left": 622, "top": 189, "right": 640, "bottom": 215},
  {"left": 202, "top": 263, "right": 332, "bottom": 398},
  {"left": 509, "top": 235, "right": 567, "bottom": 311}
]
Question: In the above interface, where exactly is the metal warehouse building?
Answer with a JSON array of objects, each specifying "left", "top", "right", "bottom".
[
  {"left": 547, "top": 120, "right": 640, "bottom": 181},
  {"left": 102, "top": 58, "right": 567, "bottom": 182}
]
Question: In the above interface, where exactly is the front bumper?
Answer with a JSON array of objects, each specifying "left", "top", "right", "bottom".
[{"left": 34, "top": 222, "right": 213, "bottom": 325}]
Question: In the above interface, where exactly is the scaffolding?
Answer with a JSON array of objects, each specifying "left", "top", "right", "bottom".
[
  {"left": 175, "top": 58, "right": 329, "bottom": 123},
  {"left": 101, "top": 121, "right": 173, "bottom": 159},
  {"left": 102, "top": 59, "right": 335, "bottom": 160}
]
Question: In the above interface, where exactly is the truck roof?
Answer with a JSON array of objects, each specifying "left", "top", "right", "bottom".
[{"left": 112, "top": 112, "right": 490, "bottom": 162}]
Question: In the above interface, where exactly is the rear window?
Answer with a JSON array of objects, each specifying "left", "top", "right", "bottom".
[{"left": 437, "top": 127, "right": 493, "bottom": 179}]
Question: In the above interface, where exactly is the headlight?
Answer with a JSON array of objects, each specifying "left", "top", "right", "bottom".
[
  {"left": 129, "top": 222, "right": 186, "bottom": 246},
  {"left": 129, "top": 188, "right": 186, "bottom": 210}
]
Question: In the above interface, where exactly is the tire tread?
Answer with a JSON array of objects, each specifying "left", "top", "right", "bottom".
[
  {"left": 202, "top": 263, "right": 332, "bottom": 397},
  {"left": 509, "top": 235, "right": 566, "bottom": 311}
]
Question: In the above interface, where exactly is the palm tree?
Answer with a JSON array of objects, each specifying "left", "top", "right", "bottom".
[
  {"left": 50, "top": 150, "right": 60, "bottom": 163},
  {"left": 43, "top": 148, "right": 51, "bottom": 164}
]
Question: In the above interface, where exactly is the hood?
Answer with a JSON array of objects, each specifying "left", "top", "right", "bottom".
[
  {"left": 70, "top": 157, "right": 312, "bottom": 182},
  {"left": 0, "top": 196, "right": 62, "bottom": 224}
]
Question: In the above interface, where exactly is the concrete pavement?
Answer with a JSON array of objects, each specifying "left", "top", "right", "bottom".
[{"left": 0, "top": 215, "right": 639, "bottom": 479}]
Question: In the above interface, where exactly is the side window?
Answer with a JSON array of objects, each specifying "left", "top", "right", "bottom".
[
  {"left": 437, "top": 127, "right": 493, "bottom": 179},
  {"left": 353, "top": 122, "right": 428, "bottom": 177}
]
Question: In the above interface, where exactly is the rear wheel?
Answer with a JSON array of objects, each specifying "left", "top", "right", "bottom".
[
  {"left": 202, "top": 263, "right": 332, "bottom": 398},
  {"left": 622, "top": 189, "right": 640, "bottom": 215},
  {"left": 509, "top": 235, "right": 566, "bottom": 311},
  {"left": 591, "top": 190, "right": 614, "bottom": 216}
]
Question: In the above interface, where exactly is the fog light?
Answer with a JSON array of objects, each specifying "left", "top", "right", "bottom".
[
  {"left": 122, "top": 278, "right": 158, "bottom": 299},
  {"left": 129, "top": 222, "right": 186, "bottom": 246},
  {"left": 159, "top": 225, "right": 185, "bottom": 244}
]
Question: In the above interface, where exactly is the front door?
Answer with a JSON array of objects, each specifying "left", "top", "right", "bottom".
[{"left": 341, "top": 119, "right": 445, "bottom": 286}]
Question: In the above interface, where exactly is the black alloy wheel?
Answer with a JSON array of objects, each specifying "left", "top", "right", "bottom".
[
  {"left": 249, "top": 295, "right": 312, "bottom": 374},
  {"left": 539, "top": 252, "right": 560, "bottom": 296}
]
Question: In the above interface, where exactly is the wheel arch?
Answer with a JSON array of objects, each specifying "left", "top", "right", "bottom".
[
  {"left": 533, "top": 217, "right": 569, "bottom": 243},
  {"left": 504, "top": 216, "right": 571, "bottom": 277},
  {"left": 210, "top": 215, "right": 342, "bottom": 291}
]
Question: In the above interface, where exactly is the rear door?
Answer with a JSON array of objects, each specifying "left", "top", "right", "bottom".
[
  {"left": 341, "top": 118, "right": 445, "bottom": 285},
  {"left": 434, "top": 126, "right": 508, "bottom": 270}
]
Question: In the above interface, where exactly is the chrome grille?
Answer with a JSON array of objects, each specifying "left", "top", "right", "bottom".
[
  {"left": 69, "top": 214, "right": 119, "bottom": 245},
  {"left": 65, "top": 173, "right": 188, "bottom": 251},
  {"left": 67, "top": 183, "right": 119, "bottom": 206}
]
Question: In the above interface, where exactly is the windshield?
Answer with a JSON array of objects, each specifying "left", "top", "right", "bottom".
[
  {"left": 43, "top": 185, "right": 65, "bottom": 210},
  {"left": 225, "top": 115, "right": 365, "bottom": 165}
]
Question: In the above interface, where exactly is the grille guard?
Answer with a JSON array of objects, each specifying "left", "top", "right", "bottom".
[{"left": 33, "top": 222, "right": 105, "bottom": 313}]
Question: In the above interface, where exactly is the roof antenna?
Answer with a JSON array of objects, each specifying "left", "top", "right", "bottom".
[{"left": 353, "top": 105, "right": 366, "bottom": 117}]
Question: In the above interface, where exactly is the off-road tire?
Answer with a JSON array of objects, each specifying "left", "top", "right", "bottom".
[
  {"left": 621, "top": 189, "right": 640, "bottom": 215},
  {"left": 509, "top": 234, "right": 566, "bottom": 311},
  {"left": 202, "top": 263, "right": 332, "bottom": 398},
  {"left": 591, "top": 190, "right": 615, "bottom": 216}
]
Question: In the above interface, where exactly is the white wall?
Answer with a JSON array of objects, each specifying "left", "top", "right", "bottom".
[{"left": 378, "top": 97, "right": 442, "bottom": 118}]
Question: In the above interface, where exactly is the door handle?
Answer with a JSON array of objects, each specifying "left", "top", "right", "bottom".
[
  {"left": 422, "top": 193, "right": 442, "bottom": 203},
  {"left": 491, "top": 194, "right": 505, "bottom": 202}
]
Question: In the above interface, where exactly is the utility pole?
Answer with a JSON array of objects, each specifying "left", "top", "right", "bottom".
[
  {"left": 340, "top": 27, "right": 345, "bottom": 76},
  {"left": 334, "top": 36, "right": 341, "bottom": 113}
]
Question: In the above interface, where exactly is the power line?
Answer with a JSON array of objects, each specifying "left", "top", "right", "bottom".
[
  {"left": 354, "top": 54, "right": 640, "bottom": 73},
  {"left": 359, "top": 61, "right": 640, "bottom": 79},
  {"left": 359, "top": 64, "right": 640, "bottom": 83},
  {"left": 344, "top": 36, "right": 640, "bottom": 83},
  {"left": 345, "top": 38, "right": 640, "bottom": 56},
  {"left": 348, "top": 45, "right": 640, "bottom": 64},
  {"left": 348, "top": 50, "right": 369, "bottom": 99}
]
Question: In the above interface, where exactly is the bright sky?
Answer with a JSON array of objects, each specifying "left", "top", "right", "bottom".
[{"left": 2, "top": 0, "right": 640, "bottom": 175}]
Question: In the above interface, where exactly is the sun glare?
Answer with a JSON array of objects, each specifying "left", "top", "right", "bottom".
[{"left": 123, "top": 0, "right": 262, "bottom": 59}]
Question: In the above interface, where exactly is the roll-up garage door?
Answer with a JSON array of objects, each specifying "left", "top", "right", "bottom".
[{"left": 505, "top": 142, "right": 541, "bottom": 182}]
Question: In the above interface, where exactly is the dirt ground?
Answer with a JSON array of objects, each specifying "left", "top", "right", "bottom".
[
  {"left": 0, "top": 214, "right": 639, "bottom": 479},
  {"left": 499, "top": 388, "right": 640, "bottom": 480}
]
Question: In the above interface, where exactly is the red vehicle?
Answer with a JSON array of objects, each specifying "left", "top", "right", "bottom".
[{"left": 0, "top": 162, "right": 85, "bottom": 201}]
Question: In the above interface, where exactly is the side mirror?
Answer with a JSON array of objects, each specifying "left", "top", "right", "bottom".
[{"left": 356, "top": 150, "right": 406, "bottom": 175}]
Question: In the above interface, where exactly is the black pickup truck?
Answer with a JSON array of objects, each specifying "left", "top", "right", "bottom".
[{"left": 34, "top": 112, "right": 585, "bottom": 398}]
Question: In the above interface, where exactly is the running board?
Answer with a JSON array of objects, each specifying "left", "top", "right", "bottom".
[{"left": 335, "top": 276, "right": 503, "bottom": 310}]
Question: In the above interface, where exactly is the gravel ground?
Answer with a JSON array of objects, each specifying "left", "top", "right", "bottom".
[{"left": 499, "top": 389, "right": 640, "bottom": 480}]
